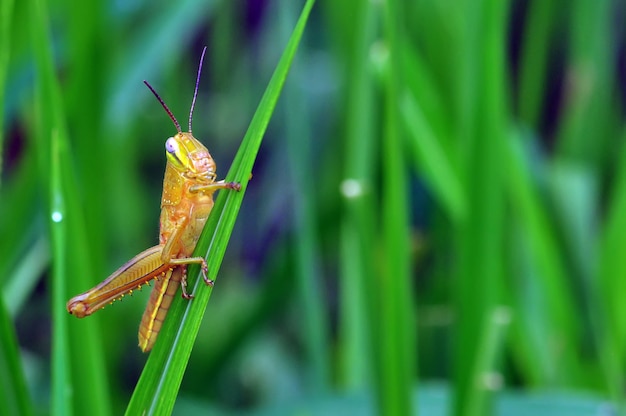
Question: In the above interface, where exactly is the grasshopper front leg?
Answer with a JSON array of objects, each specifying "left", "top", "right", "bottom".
[{"left": 189, "top": 180, "right": 241, "bottom": 194}]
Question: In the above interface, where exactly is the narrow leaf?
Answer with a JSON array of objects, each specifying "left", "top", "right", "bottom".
[{"left": 125, "top": 1, "right": 315, "bottom": 414}]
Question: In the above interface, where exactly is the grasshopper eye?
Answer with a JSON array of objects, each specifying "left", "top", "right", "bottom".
[
  {"left": 165, "top": 137, "right": 178, "bottom": 154},
  {"left": 165, "top": 137, "right": 186, "bottom": 169}
]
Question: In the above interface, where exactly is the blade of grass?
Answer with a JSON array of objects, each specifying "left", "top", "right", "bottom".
[
  {"left": 30, "top": 0, "right": 111, "bottom": 413},
  {"left": 597, "top": 126, "right": 626, "bottom": 404},
  {"left": 453, "top": 1, "right": 508, "bottom": 414},
  {"left": 65, "top": 0, "right": 107, "bottom": 281},
  {"left": 337, "top": 0, "right": 377, "bottom": 392},
  {"left": 49, "top": 130, "right": 72, "bottom": 416},
  {"left": 125, "top": 1, "right": 315, "bottom": 413},
  {"left": 465, "top": 307, "right": 511, "bottom": 415},
  {"left": 374, "top": 0, "right": 416, "bottom": 415},
  {"left": 30, "top": 0, "right": 72, "bottom": 412}
]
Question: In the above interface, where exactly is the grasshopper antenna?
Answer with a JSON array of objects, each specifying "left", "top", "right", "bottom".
[
  {"left": 144, "top": 80, "right": 182, "bottom": 133},
  {"left": 188, "top": 46, "right": 207, "bottom": 133}
]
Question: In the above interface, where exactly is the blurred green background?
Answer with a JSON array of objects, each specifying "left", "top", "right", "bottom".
[{"left": 1, "top": 0, "right": 625, "bottom": 414}]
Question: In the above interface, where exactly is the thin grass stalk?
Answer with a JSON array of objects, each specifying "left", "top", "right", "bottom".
[
  {"left": 453, "top": 0, "right": 485, "bottom": 410},
  {"left": 30, "top": 0, "right": 72, "bottom": 412},
  {"left": 453, "top": 0, "right": 508, "bottom": 414},
  {"left": 64, "top": 2, "right": 112, "bottom": 413},
  {"left": 466, "top": 307, "right": 511, "bottom": 415},
  {"left": 551, "top": 0, "right": 616, "bottom": 391},
  {"left": 65, "top": 0, "right": 106, "bottom": 278},
  {"left": 377, "top": 0, "right": 415, "bottom": 414},
  {"left": 126, "top": 2, "right": 314, "bottom": 412},
  {"left": 49, "top": 130, "right": 72, "bottom": 416},
  {"left": 597, "top": 126, "right": 626, "bottom": 406},
  {"left": 30, "top": 0, "right": 110, "bottom": 412},
  {"left": 337, "top": 0, "right": 378, "bottom": 392}
]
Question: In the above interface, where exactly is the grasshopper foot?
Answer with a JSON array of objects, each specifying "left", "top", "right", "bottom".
[
  {"left": 200, "top": 261, "right": 214, "bottom": 286},
  {"left": 180, "top": 269, "right": 195, "bottom": 299}
]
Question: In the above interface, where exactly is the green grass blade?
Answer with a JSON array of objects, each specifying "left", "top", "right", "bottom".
[
  {"left": 64, "top": 0, "right": 107, "bottom": 281},
  {"left": 30, "top": 0, "right": 111, "bottom": 413},
  {"left": 30, "top": 0, "right": 72, "bottom": 412},
  {"left": 453, "top": 1, "right": 509, "bottom": 414},
  {"left": 49, "top": 130, "right": 72, "bottom": 416},
  {"left": 459, "top": 307, "right": 511, "bottom": 416},
  {"left": 374, "top": 0, "right": 416, "bottom": 415},
  {"left": 125, "top": 1, "right": 315, "bottom": 413},
  {"left": 597, "top": 126, "right": 626, "bottom": 403},
  {"left": 336, "top": 0, "right": 377, "bottom": 392}
]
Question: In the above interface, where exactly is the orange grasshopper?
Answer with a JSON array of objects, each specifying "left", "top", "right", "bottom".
[{"left": 67, "top": 48, "right": 240, "bottom": 352}]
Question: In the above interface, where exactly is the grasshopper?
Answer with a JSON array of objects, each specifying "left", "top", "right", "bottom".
[{"left": 67, "top": 48, "right": 240, "bottom": 352}]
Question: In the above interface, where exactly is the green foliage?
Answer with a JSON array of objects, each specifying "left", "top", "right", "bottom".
[{"left": 0, "top": 0, "right": 624, "bottom": 415}]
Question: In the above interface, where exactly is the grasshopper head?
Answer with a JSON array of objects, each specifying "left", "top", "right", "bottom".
[
  {"left": 144, "top": 48, "right": 217, "bottom": 182},
  {"left": 165, "top": 132, "right": 217, "bottom": 182}
]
